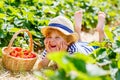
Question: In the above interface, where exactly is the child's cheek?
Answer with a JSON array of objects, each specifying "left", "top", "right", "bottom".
[{"left": 44, "top": 38, "right": 48, "bottom": 43}]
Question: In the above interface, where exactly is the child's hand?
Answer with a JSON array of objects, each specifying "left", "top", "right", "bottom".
[
  {"left": 59, "top": 41, "right": 68, "bottom": 51},
  {"left": 44, "top": 39, "right": 54, "bottom": 53},
  {"left": 44, "top": 38, "right": 51, "bottom": 52}
]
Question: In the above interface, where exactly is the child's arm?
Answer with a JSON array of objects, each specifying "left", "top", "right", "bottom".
[{"left": 38, "top": 57, "right": 50, "bottom": 69}]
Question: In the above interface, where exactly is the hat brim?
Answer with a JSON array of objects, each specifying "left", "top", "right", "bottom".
[{"left": 41, "top": 26, "right": 78, "bottom": 44}]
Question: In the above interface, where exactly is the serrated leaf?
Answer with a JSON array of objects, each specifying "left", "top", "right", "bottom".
[
  {"left": 118, "top": 60, "right": 120, "bottom": 69},
  {"left": 0, "top": 1, "right": 4, "bottom": 8},
  {"left": 0, "top": 30, "right": 7, "bottom": 38},
  {"left": 71, "top": 53, "right": 96, "bottom": 64},
  {"left": 0, "top": 13, "right": 6, "bottom": 19},
  {"left": 104, "top": 25, "right": 114, "bottom": 42},
  {"left": 115, "top": 69, "right": 120, "bottom": 80},
  {"left": 9, "top": 28, "right": 20, "bottom": 32}
]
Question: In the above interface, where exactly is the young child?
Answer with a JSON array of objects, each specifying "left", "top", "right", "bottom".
[{"left": 38, "top": 10, "right": 106, "bottom": 69}]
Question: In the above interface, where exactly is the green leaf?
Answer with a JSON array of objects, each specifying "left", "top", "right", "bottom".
[
  {"left": 108, "top": 11, "right": 116, "bottom": 17},
  {"left": 118, "top": 60, "right": 120, "bottom": 69},
  {"left": 107, "top": 49, "right": 116, "bottom": 59},
  {"left": 115, "top": 69, "right": 120, "bottom": 80},
  {"left": 8, "top": 6, "right": 18, "bottom": 14},
  {"left": 94, "top": 48, "right": 106, "bottom": 58},
  {"left": 0, "top": 1, "right": 4, "bottom": 8},
  {"left": 104, "top": 25, "right": 114, "bottom": 42},
  {"left": 71, "top": 53, "right": 96, "bottom": 64},
  {"left": 0, "top": 48, "right": 2, "bottom": 57},
  {"left": 0, "top": 29, "right": 7, "bottom": 38},
  {"left": 0, "top": 13, "right": 6, "bottom": 19},
  {"left": 9, "top": 28, "right": 20, "bottom": 32},
  {"left": 55, "top": 69, "right": 66, "bottom": 79},
  {"left": 89, "top": 41, "right": 107, "bottom": 47},
  {"left": 43, "top": 69, "right": 55, "bottom": 77},
  {"left": 14, "top": 18, "right": 24, "bottom": 26},
  {"left": 47, "top": 51, "right": 78, "bottom": 72},
  {"left": 66, "top": 56, "right": 87, "bottom": 73}
]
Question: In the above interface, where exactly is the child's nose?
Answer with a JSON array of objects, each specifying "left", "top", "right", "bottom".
[
  {"left": 50, "top": 38, "right": 54, "bottom": 41},
  {"left": 50, "top": 38, "right": 56, "bottom": 43}
]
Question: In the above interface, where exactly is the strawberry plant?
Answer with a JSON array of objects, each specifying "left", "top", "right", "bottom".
[{"left": 0, "top": 0, "right": 119, "bottom": 78}]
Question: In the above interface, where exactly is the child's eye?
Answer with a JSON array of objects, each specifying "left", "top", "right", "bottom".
[
  {"left": 56, "top": 37, "right": 60, "bottom": 39},
  {"left": 46, "top": 37, "right": 51, "bottom": 39}
]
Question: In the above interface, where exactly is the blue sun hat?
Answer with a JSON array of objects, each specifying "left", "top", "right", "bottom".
[{"left": 41, "top": 16, "right": 78, "bottom": 44}]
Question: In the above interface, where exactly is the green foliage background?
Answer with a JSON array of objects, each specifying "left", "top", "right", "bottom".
[
  {"left": 0, "top": 0, "right": 120, "bottom": 50},
  {"left": 0, "top": 0, "right": 120, "bottom": 80}
]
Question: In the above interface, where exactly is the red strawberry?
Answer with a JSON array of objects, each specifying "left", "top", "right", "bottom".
[
  {"left": 10, "top": 48, "right": 36, "bottom": 58},
  {"left": 23, "top": 50, "right": 30, "bottom": 55},
  {"left": 10, "top": 51, "right": 18, "bottom": 57},
  {"left": 14, "top": 47, "right": 22, "bottom": 52}
]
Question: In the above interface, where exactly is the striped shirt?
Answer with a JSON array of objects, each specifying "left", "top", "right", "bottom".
[{"left": 41, "top": 42, "right": 98, "bottom": 59}]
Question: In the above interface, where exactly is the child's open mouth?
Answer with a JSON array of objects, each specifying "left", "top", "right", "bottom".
[
  {"left": 50, "top": 45, "right": 56, "bottom": 48},
  {"left": 49, "top": 45, "right": 58, "bottom": 51}
]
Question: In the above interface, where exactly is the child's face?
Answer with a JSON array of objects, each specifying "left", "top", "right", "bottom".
[{"left": 44, "top": 30, "right": 68, "bottom": 53}]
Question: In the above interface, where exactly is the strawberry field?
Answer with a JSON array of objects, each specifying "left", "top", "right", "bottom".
[{"left": 0, "top": 0, "right": 120, "bottom": 80}]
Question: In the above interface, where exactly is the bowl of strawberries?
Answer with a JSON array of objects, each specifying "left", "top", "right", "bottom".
[{"left": 2, "top": 29, "right": 37, "bottom": 72}]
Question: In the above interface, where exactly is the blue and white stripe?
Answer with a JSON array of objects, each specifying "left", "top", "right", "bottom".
[
  {"left": 68, "top": 42, "right": 95, "bottom": 55},
  {"left": 41, "top": 42, "right": 98, "bottom": 59}
]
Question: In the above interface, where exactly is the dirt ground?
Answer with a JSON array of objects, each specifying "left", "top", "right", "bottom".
[{"left": 0, "top": 30, "right": 99, "bottom": 80}]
